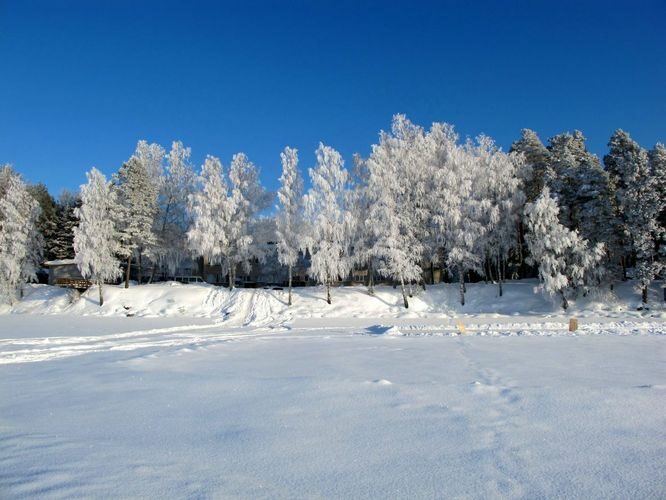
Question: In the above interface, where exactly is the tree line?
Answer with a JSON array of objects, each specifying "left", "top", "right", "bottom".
[{"left": 1, "top": 115, "right": 664, "bottom": 308}]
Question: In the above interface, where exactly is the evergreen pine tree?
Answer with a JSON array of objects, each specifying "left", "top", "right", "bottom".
[
  {"left": 524, "top": 188, "right": 605, "bottom": 309},
  {"left": 115, "top": 156, "right": 159, "bottom": 287},
  {"left": 27, "top": 183, "right": 59, "bottom": 261},
  {"left": 510, "top": 129, "right": 550, "bottom": 203},
  {"left": 51, "top": 190, "right": 80, "bottom": 260}
]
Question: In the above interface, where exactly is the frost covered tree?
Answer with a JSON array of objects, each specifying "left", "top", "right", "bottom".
[
  {"left": 73, "top": 168, "right": 122, "bottom": 306},
  {"left": 397, "top": 117, "right": 433, "bottom": 291},
  {"left": 445, "top": 139, "right": 488, "bottom": 306},
  {"left": 366, "top": 116, "right": 425, "bottom": 308},
  {"left": 349, "top": 153, "right": 379, "bottom": 294},
  {"left": 427, "top": 125, "right": 492, "bottom": 306},
  {"left": 0, "top": 172, "right": 42, "bottom": 304},
  {"left": 151, "top": 141, "right": 196, "bottom": 279},
  {"left": 546, "top": 132, "right": 618, "bottom": 281},
  {"left": 547, "top": 131, "right": 587, "bottom": 227},
  {"left": 276, "top": 146, "right": 303, "bottom": 305},
  {"left": 604, "top": 129, "right": 643, "bottom": 278},
  {"left": 26, "top": 183, "right": 59, "bottom": 261},
  {"left": 650, "top": 143, "right": 666, "bottom": 231},
  {"left": 226, "top": 153, "right": 271, "bottom": 289},
  {"left": 134, "top": 140, "right": 166, "bottom": 187},
  {"left": 304, "top": 143, "right": 353, "bottom": 304},
  {"left": 51, "top": 190, "right": 80, "bottom": 260},
  {"left": 187, "top": 156, "right": 230, "bottom": 278},
  {"left": 605, "top": 130, "right": 663, "bottom": 303},
  {"left": 115, "top": 155, "right": 159, "bottom": 287},
  {"left": 510, "top": 129, "right": 549, "bottom": 203},
  {"left": 649, "top": 143, "right": 666, "bottom": 290},
  {"left": 621, "top": 149, "right": 661, "bottom": 304},
  {"left": 0, "top": 164, "right": 18, "bottom": 199},
  {"left": 524, "top": 188, "right": 605, "bottom": 309},
  {"left": 475, "top": 136, "right": 526, "bottom": 297}
]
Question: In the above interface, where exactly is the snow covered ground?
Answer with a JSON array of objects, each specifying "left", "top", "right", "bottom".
[{"left": 1, "top": 281, "right": 665, "bottom": 498}]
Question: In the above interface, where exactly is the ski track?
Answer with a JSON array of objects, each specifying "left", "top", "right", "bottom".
[
  {"left": 0, "top": 323, "right": 273, "bottom": 365},
  {"left": 0, "top": 315, "right": 664, "bottom": 365}
]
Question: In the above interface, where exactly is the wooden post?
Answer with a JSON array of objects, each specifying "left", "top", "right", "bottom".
[
  {"left": 569, "top": 318, "right": 578, "bottom": 332},
  {"left": 456, "top": 321, "right": 466, "bottom": 335}
]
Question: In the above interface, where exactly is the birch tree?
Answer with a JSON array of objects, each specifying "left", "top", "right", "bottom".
[
  {"left": 476, "top": 136, "right": 526, "bottom": 296},
  {"left": 151, "top": 141, "right": 196, "bottom": 278},
  {"left": 366, "top": 116, "right": 425, "bottom": 308},
  {"left": 73, "top": 168, "right": 122, "bottom": 306},
  {"left": 276, "top": 146, "right": 303, "bottom": 305},
  {"left": 227, "top": 153, "right": 271, "bottom": 289},
  {"left": 187, "top": 156, "right": 230, "bottom": 276},
  {"left": 0, "top": 172, "right": 42, "bottom": 304},
  {"left": 349, "top": 153, "right": 379, "bottom": 294},
  {"left": 428, "top": 126, "right": 488, "bottom": 306},
  {"left": 304, "top": 143, "right": 353, "bottom": 304}
]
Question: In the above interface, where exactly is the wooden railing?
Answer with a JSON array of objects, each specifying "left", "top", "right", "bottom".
[{"left": 55, "top": 278, "right": 93, "bottom": 290}]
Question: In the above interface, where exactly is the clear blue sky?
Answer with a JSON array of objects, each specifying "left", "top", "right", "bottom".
[{"left": 1, "top": 0, "right": 664, "bottom": 196}]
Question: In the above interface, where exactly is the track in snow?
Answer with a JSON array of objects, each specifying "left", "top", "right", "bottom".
[{"left": 1, "top": 314, "right": 664, "bottom": 365}]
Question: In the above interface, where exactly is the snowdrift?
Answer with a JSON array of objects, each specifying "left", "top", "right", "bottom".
[{"left": 3, "top": 279, "right": 665, "bottom": 325}]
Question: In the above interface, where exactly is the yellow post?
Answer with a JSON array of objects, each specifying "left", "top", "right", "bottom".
[
  {"left": 569, "top": 318, "right": 578, "bottom": 332},
  {"left": 456, "top": 321, "right": 466, "bottom": 335}
]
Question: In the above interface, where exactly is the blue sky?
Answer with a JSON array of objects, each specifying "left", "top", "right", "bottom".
[{"left": 1, "top": 0, "right": 664, "bottom": 196}]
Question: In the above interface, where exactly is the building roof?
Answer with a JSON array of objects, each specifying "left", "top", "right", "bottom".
[{"left": 43, "top": 259, "right": 77, "bottom": 266}]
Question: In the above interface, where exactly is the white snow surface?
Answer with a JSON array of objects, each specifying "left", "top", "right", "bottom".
[{"left": 1, "top": 280, "right": 665, "bottom": 498}]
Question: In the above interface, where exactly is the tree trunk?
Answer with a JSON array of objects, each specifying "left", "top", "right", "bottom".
[
  {"left": 368, "top": 260, "right": 375, "bottom": 295},
  {"left": 642, "top": 285, "right": 648, "bottom": 304},
  {"left": 408, "top": 283, "right": 413, "bottom": 298},
  {"left": 288, "top": 265, "right": 293, "bottom": 306},
  {"left": 98, "top": 280, "right": 104, "bottom": 306},
  {"left": 497, "top": 254, "right": 503, "bottom": 298},
  {"left": 561, "top": 291, "right": 568, "bottom": 310},
  {"left": 326, "top": 280, "right": 331, "bottom": 305},
  {"left": 399, "top": 275, "right": 409, "bottom": 309},
  {"left": 459, "top": 266, "right": 465, "bottom": 306},
  {"left": 621, "top": 256, "right": 627, "bottom": 281},
  {"left": 137, "top": 251, "right": 143, "bottom": 285},
  {"left": 229, "top": 263, "right": 235, "bottom": 290},
  {"left": 197, "top": 256, "right": 205, "bottom": 279},
  {"left": 149, "top": 262, "right": 157, "bottom": 284},
  {"left": 125, "top": 254, "right": 131, "bottom": 288},
  {"left": 517, "top": 222, "right": 524, "bottom": 265},
  {"left": 430, "top": 262, "right": 435, "bottom": 285}
]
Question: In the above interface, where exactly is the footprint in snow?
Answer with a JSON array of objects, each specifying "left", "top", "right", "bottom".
[{"left": 364, "top": 379, "right": 393, "bottom": 386}]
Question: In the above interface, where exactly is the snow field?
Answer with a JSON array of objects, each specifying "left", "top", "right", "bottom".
[
  {"left": 0, "top": 279, "right": 664, "bottom": 498},
  {"left": 0, "top": 323, "right": 664, "bottom": 498}
]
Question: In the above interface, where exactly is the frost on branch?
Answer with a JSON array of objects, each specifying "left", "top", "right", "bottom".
[{"left": 73, "top": 168, "right": 122, "bottom": 306}]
